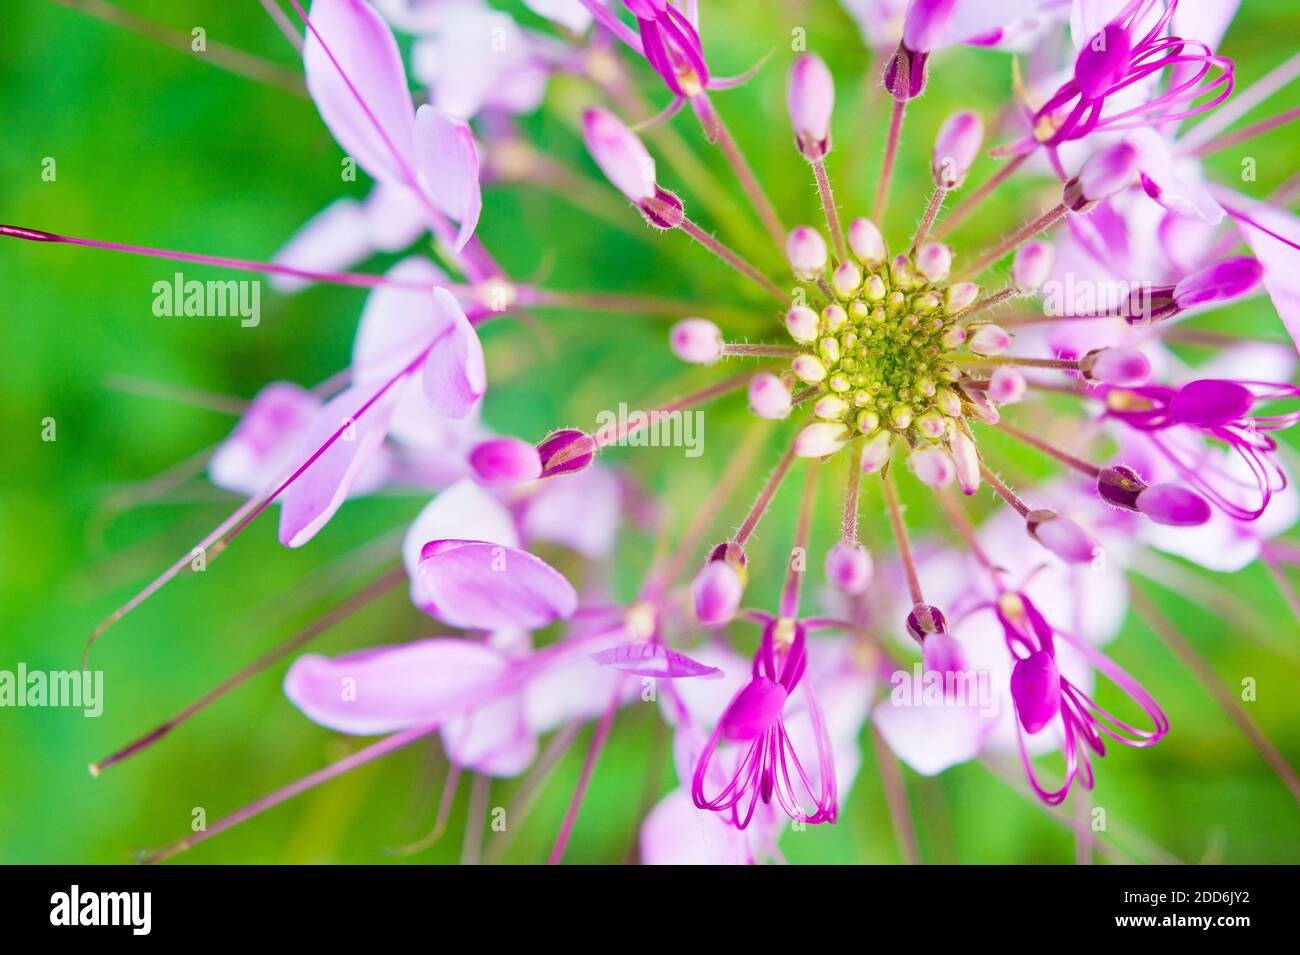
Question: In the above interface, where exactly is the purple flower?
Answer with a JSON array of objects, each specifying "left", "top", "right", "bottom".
[
  {"left": 996, "top": 591, "right": 1168, "bottom": 805},
  {"left": 692, "top": 619, "right": 836, "bottom": 828}
]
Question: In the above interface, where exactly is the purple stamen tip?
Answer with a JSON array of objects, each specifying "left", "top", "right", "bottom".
[
  {"left": 1136, "top": 484, "right": 1214, "bottom": 527},
  {"left": 537, "top": 428, "right": 595, "bottom": 478},
  {"left": 906, "top": 602, "right": 948, "bottom": 643},
  {"left": 1074, "top": 23, "right": 1132, "bottom": 99},
  {"left": 720, "top": 677, "right": 789, "bottom": 741},
  {"left": 1168, "top": 379, "right": 1256, "bottom": 427},
  {"left": 1010, "top": 649, "right": 1061, "bottom": 734},
  {"left": 1026, "top": 509, "right": 1100, "bottom": 564},
  {"left": 1173, "top": 257, "right": 1264, "bottom": 311}
]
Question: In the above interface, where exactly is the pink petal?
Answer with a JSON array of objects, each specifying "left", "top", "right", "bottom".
[
  {"left": 1227, "top": 192, "right": 1300, "bottom": 353},
  {"left": 403, "top": 479, "right": 519, "bottom": 611},
  {"left": 270, "top": 198, "right": 373, "bottom": 293},
  {"left": 284, "top": 638, "right": 514, "bottom": 736},
  {"left": 412, "top": 105, "right": 482, "bottom": 251},
  {"left": 521, "top": 465, "right": 621, "bottom": 559},
  {"left": 303, "top": 0, "right": 417, "bottom": 186},
  {"left": 421, "top": 288, "right": 486, "bottom": 418},
  {"left": 351, "top": 257, "right": 450, "bottom": 383},
  {"left": 362, "top": 181, "right": 427, "bottom": 252},
  {"left": 640, "top": 789, "right": 753, "bottom": 865},
  {"left": 417, "top": 539, "right": 578, "bottom": 630},
  {"left": 277, "top": 380, "right": 402, "bottom": 548},
  {"left": 872, "top": 696, "right": 989, "bottom": 775},
  {"left": 210, "top": 382, "right": 322, "bottom": 495},
  {"left": 720, "top": 678, "right": 789, "bottom": 741},
  {"left": 469, "top": 437, "right": 542, "bottom": 486},
  {"left": 590, "top": 643, "right": 724, "bottom": 679}
]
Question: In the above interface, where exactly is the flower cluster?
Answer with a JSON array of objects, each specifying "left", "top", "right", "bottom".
[{"left": 19, "top": 0, "right": 1300, "bottom": 864}]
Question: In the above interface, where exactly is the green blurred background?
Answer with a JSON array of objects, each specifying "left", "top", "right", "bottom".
[{"left": 2, "top": 0, "right": 1298, "bottom": 863}]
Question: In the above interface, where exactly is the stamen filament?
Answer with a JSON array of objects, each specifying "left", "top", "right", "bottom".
[
  {"left": 881, "top": 466, "right": 925, "bottom": 607},
  {"left": 721, "top": 343, "right": 801, "bottom": 358},
  {"left": 0, "top": 224, "right": 464, "bottom": 294},
  {"left": 954, "top": 354, "right": 1080, "bottom": 372},
  {"left": 734, "top": 440, "right": 799, "bottom": 547},
  {"left": 715, "top": 114, "right": 788, "bottom": 253},
  {"left": 591, "top": 371, "right": 755, "bottom": 448},
  {"left": 1191, "top": 105, "right": 1300, "bottom": 157},
  {"left": 841, "top": 440, "right": 863, "bottom": 542},
  {"left": 548, "top": 684, "right": 623, "bottom": 864},
  {"left": 483, "top": 717, "right": 586, "bottom": 864},
  {"left": 958, "top": 203, "right": 1069, "bottom": 280},
  {"left": 936, "top": 153, "right": 1030, "bottom": 239},
  {"left": 780, "top": 460, "right": 820, "bottom": 618},
  {"left": 385, "top": 761, "right": 462, "bottom": 856},
  {"left": 647, "top": 424, "right": 767, "bottom": 594},
  {"left": 812, "top": 158, "right": 848, "bottom": 261},
  {"left": 994, "top": 419, "right": 1101, "bottom": 478},
  {"left": 52, "top": 0, "right": 307, "bottom": 97},
  {"left": 870, "top": 725, "right": 920, "bottom": 864},
  {"left": 663, "top": 208, "right": 788, "bottom": 303},
  {"left": 955, "top": 288, "right": 1018, "bottom": 323},
  {"left": 1132, "top": 587, "right": 1300, "bottom": 805},
  {"left": 911, "top": 186, "right": 947, "bottom": 251},
  {"left": 979, "top": 464, "right": 1030, "bottom": 517},
  {"left": 89, "top": 566, "right": 404, "bottom": 775},
  {"left": 873, "top": 99, "right": 907, "bottom": 227}
]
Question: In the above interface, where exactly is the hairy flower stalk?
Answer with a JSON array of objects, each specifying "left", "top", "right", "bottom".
[{"left": 54, "top": 0, "right": 1300, "bottom": 865}]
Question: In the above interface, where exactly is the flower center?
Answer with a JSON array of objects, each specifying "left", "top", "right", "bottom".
[{"left": 788, "top": 252, "right": 968, "bottom": 445}]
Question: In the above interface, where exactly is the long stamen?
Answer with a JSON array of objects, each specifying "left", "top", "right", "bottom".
[
  {"left": 958, "top": 203, "right": 1070, "bottom": 280},
  {"left": 0, "top": 224, "right": 464, "bottom": 293},
  {"left": 872, "top": 99, "right": 907, "bottom": 227},
  {"left": 935, "top": 153, "right": 1029, "bottom": 238},
  {"left": 139, "top": 718, "right": 442, "bottom": 863},
  {"left": 979, "top": 464, "right": 1030, "bottom": 517},
  {"left": 1261, "top": 546, "right": 1300, "bottom": 626},
  {"left": 841, "top": 440, "right": 863, "bottom": 542},
  {"left": 1190, "top": 105, "right": 1300, "bottom": 157},
  {"left": 1132, "top": 587, "right": 1300, "bottom": 805},
  {"left": 811, "top": 158, "right": 847, "bottom": 261},
  {"left": 993, "top": 419, "right": 1102, "bottom": 478},
  {"left": 734, "top": 440, "right": 799, "bottom": 547},
  {"left": 645, "top": 200, "right": 788, "bottom": 302},
  {"left": 461, "top": 774, "right": 491, "bottom": 865},
  {"left": 385, "top": 762, "right": 462, "bottom": 856},
  {"left": 954, "top": 354, "right": 1080, "bottom": 372},
  {"left": 780, "top": 460, "right": 820, "bottom": 618},
  {"left": 591, "top": 371, "right": 756, "bottom": 448},
  {"left": 90, "top": 566, "right": 404, "bottom": 775},
  {"left": 954, "top": 288, "right": 1018, "bottom": 323},
  {"left": 52, "top": 0, "right": 307, "bottom": 96},
  {"left": 258, "top": 0, "right": 303, "bottom": 52},
  {"left": 483, "top": 717, "right": 586, "bottom": 864},
  {"left": 523, "top": 288, "right": 746, "bottom": 322},
  {"left": 881, "top": 466, "right": 925, "bottom": 607},
  {"left": 910, "top": 186, "right": 947, "bottom": 251},
  {"left": 721, "top": 343, "right": 801, "bottom": 358},
  {"left": 84, "top": 344, "right": 432, "bottom": 661},
  {"left": 870, "top": 725, "right": 920, "bottom": 864},
  {"left": 714, "top": 114, "right": 788, "bottom": 253},
  {"left": 1176, "top": 52, "right": 1300, "bottom": 152},
  {"left": 934, "top": 487, "right": 996, "bottom": 573},
  {"left": 548, "top": 684, "right": 623, "bottom": 865},
  {"left": 104, "top": 374, "right": 249, "bottom": 416}
]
